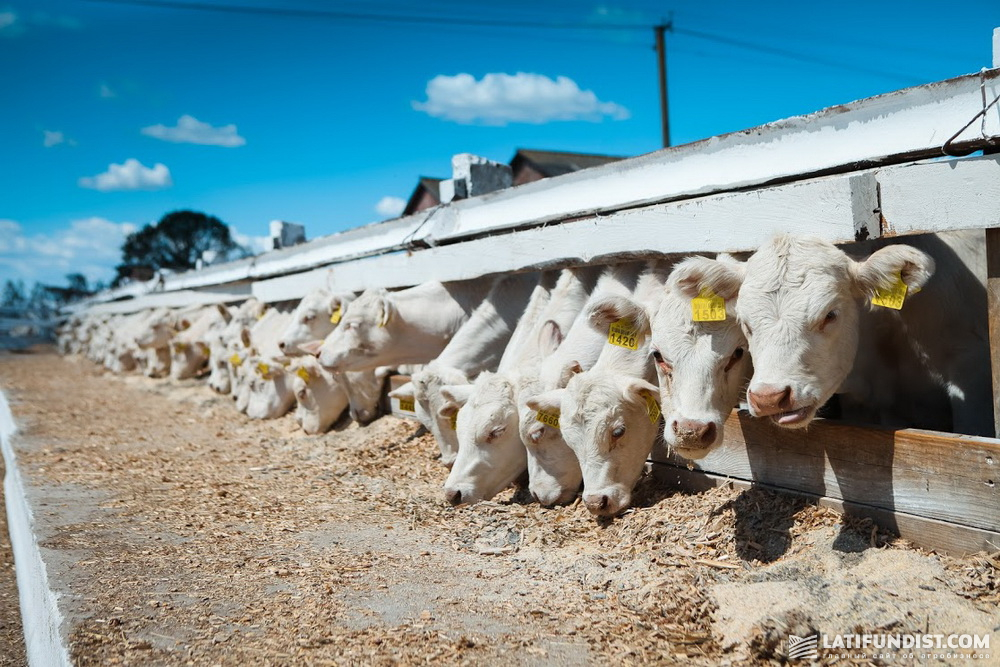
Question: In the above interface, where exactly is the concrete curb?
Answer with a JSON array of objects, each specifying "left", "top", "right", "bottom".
[{"left": 1, "top": 388, "right": 72, "bottom": 667}]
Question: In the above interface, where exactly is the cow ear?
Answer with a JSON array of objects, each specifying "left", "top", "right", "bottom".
[
  {"left": 216, "top": 304, "right": 233, "bottom": 323},
  {"left": 852, "top": 244, "right": 935, "bottom": 299},
  {"left": 439, "top": 383, "right": 473, "bottom": 406},
  {"left": 388, "top": 382, "right": 414, "bottom": 401},
  {"left": 378, "top": 296, "right": 394, "bottom": 328},
  {"left": 622, "top": 378, "right": 659, "bottom": 405},
  {"left": 557, "top": 360, "right": 583, "bottom": 388},
  {"left": 669, "top": 255, "right": 745, "bottom": 301},
  {"left": 588, "top": 295, "right": 649, "bottom": 334},
  {"left": 297, "top": 340, "right": 323, "bottom": 356},
  {"left": 438, "top": 384, "right": 471, "bottom": 418},
  {"left": 526, "top": 389, "right": 565, "bottom": 414},
  {"left": 537, "top": 320, "right": 564, "bottom": 356}
]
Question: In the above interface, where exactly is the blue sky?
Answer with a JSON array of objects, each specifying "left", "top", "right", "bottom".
[{"left": 1, "top": 0, "right": 998, "bottom": 290}]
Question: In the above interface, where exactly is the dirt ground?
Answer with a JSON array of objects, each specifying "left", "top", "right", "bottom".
[
  {"left": 0, "top": 348, "right": 997, "bottom": 665},
  {"left": 0, "top": 437, "right": 27, "bottom": 667}
]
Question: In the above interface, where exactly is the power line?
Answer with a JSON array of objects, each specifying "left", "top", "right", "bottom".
[
  {"left": 672, "top": 26, "right": 926, "bottom": 85},
  {"left": 82, "top": 0, "right": 650, "bottom": 31}
]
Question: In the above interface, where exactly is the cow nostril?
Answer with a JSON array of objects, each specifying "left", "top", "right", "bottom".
[
  {"left": 530, "top": 491, "right": 541, "bottom": 504},
  {"left": 599, "top": 495, "right": 609, "bottom": 511},
  {"left": 670, "top": 419, "right": 680, "bottom": 435},
  {"left": 278, "top": 341, "right": 286, "bottom": 350},
  {"left": 445, "top": 489, "right": 462, "bottom": 506},
  {"left": 700, "top": 422, "right": 717, "bottom": 445}
]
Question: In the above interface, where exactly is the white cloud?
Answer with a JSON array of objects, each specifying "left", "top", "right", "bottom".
[
  {"left": 43, "top": 129, "right": 76, "bottom": 148},
  {"left": 412, "top": 72, "right": 630, "bottom": 125},
  {"left": 0, "top": 217, "right": 136, "bottom": 287},
  {"left": 79, "top": 159, "right": 172, "bottom": 192},
  {"left": 99, "top": 82, "right": 116, "bottom": 98},
  {"left": 230, "top": 226, "right": 272, "bottom": 256},
  {"left": 0, "top": 6, "right": 80, "bottom": 36},
  {"left": 375, "top": 196, "right": 406, "bottom": 218},
  {"left": 0, "top": 8, "right": 18, "bottom": 34},
  {"left": 141, "top": 114, "right": 246, "bottom": 147}
]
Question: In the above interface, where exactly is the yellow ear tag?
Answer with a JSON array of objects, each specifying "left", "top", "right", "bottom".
[
  {"left": 257, "top": 361, "right": 270, "bottom": 375},
  {"left": 197, "top": 342, "right": 210, "bottom": 356},
  {"left": 174, "top": 341, "right": 189, "bottom": 351},
  {"left": 295, "top": 367, "right": 311, "bottom": 382},
  {"left": 449, "top": 412, "right": 458, "bottom": 430},
  {"left": 607, "top": 317, "right": 639, "bottom": 350},
  {"left": 535, "top": 410, "right": 560, "bottom": 429},
  {"left": 644, "top": 393, "right": 661, "bottom": 425},
  {"left": 871, "top": 272, "right": 908, "bottom": 310},
  {"left": 398, "top": 397, "right": 415, "bottom": 413},
  {"left": 691, "top": 287, "right": 726, "bottom": 322},
  {"left": 229, "top": 354, "right": 243, "bottom": 367},
  {"left": 329, "top": 305, "right": 342, "bottom": 325}
]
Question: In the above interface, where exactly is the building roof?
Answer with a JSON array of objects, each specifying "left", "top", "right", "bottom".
[
  {"left": 402, "top": 177, "right": 444, "bottom": 216},
  {"left": 509, "top": 149, "right": 626, "bottom": 179}
]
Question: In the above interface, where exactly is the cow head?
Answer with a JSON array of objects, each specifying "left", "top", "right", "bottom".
[
  {"left": 411, "top": 363, "right": 471, "bottom": 464},
  {"left": 278, "top": 290, "right": 354, "bottom": 355},
  {"left": 291, "top": 357, "right": 348, "bottom": 434},
  {"left": 528, "top": 373, "right": 660, "bottom": 517},
  {"left": 649, "top": 255, "right": 750, "bottom": 459},
  {"left": 317, "top": 289, "right": 394, "bottom": 371},
  {"left": 342, "top": 367, "right": 390, "bottom": 425},
  {"left": 443, "top": 371, "right": 526, "bottom": 505},
  {"left": 736, "top": 235, "right": 934, "bottom": 429}
]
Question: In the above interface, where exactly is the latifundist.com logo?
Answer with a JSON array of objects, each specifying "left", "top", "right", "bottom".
[{"left": 787, "top": 633, "right": 819, "bottom": 660}]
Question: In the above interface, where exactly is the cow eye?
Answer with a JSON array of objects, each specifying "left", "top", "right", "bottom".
[
  {"left": 302, "top": 314, "right": 315, "bottom": 323},
  {"left": 819, "top": 310, "right": 838, "bottom": 332},
  {"left": 724, "top": 347, "right": 744, "bottom": 373},
  {"left": 487, "top": 426, "right": 506, "bottom": 442},
  {"left": 652, "top": 348, "right": 673, "bottom": 376},
  {"left": 611, "top": 424, "right": 626, "bottom": 439},
  {"left": 297, "top": 389, "right": 308, "bottom": 400}
]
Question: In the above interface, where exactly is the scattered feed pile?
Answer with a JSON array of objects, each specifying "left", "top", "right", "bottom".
[{"left": 1, "top": 348, "right": 997, "bottom": 665}]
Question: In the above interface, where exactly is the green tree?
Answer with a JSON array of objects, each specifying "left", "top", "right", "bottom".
[
  {"left": 113, "top": 210, "right": 247, "bottom": 286},
  {"left": 1, "top": 279, "right": 26, "bottom": 308}
]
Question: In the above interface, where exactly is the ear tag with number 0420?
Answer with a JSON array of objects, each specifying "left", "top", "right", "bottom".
[
  {"left": 607, "top": 318, "right": 639, "bottom": 350},
  {"left": 871, "top": 272, "right": 908, "bottom": 310},
  {"left": 691, "top": 287, "right": 726, "bottom": 322}
]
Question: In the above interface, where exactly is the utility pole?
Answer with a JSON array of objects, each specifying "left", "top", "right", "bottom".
[{"left": 654, "top": 22, "right": 671, "bottom": 148}]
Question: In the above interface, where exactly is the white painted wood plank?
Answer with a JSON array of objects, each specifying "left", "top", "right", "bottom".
[
  {"left": 427, "top": 70, "right": 1000, "bottom": 243},
  {"left": 85, "top": 287, "right": 252, "bottom": 315},
  {"left": 253, "top": 173, "right": 873, "bottom": 297},
  {"left": 876, "top": 155, "right": 1000, "bottom": 235}
]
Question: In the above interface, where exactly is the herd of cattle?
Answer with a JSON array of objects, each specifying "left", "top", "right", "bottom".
[{"left": 57, "top": 230, "right": 992, "bottom": 517}]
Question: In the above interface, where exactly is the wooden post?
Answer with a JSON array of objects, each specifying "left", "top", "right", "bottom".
[
  {"left": 986, "top": 228, "right": 1000, "bottom": 438},
  {"left": 655, "top": 24, "right": 670, "bottom": 148}
]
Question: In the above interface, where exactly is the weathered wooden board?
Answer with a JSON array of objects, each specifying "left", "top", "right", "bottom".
[
  {"left": 987, "top": 227, "right": 1000, "bottom": 438},
  {"left": 653, "top": 464, "right": 1000, "bottom": 557},
  {"left": 651, "top": 412, "right": 1000, "bottom": 535},
  {"left": 877, "top": 155, "right": 1000, "bottom": 236}
]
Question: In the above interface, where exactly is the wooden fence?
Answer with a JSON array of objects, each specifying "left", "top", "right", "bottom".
[{"left": 73, "top": 52, "right": 1000, "bottom": 555}]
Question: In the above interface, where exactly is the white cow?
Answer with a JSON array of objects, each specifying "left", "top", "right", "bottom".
[
  {"left": 289, "top": 356, "right": 391, "bottom": 433},
  {"left": 277, "top": 288, "right": 356, "bottom": 355},
  {"left": 316, "top": 278, "right": 494, "bottom": 372},
  {"left": 735, "top": 231, "right": 990, "bottom": 436},
  {"left": 525, "top": 261, "right": 669, "bottom": 516},
  {"left": 240, "top": 309, "right": 295, "bottom": 419},
  {"left": 169, "top": 305, "right": 231, "bottom": 380},
  {"left": 389, "top": 272, "right": 543, "bottom": 465},
  {"left": 440, "top": 266, "right": 603, "bottom": 506},
  {"left": 133, "top": 307, "right": 184, "bottom": 378},
  {"left": 207, "top": 299, "right": 266, "bottom": 394}
]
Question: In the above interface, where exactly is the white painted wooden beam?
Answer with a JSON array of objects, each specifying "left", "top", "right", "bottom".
[
  {"left": 425, "top": 69, "right": 1000, "bottom": 244},
  {"left": 84, "top": 286, "right": 253, "bottom": 315}
]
